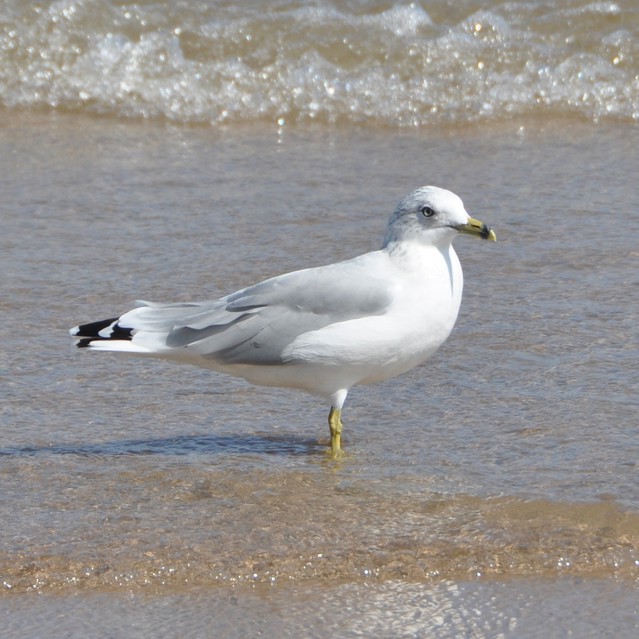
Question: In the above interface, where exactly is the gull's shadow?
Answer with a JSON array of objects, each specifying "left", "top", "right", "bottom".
[{"left": 0, "top": 432, "right": 323, "bottom": 458}]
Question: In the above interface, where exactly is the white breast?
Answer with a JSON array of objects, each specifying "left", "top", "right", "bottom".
[{"left": 283, "top": 242, "right": 464, "bottom": 392}]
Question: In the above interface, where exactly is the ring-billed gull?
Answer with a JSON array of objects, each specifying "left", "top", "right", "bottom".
[{"left": 70, "top": 186, "right": 495, "bottom": 455}]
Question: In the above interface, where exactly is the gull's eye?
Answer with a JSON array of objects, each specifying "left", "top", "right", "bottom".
[{"left": 421, "top": 206, "right": 435, "bottom": 218}]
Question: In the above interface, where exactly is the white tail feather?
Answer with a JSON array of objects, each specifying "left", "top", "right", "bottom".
[{"left": 84, "top": 341, "right": 152, "bottom": 354}]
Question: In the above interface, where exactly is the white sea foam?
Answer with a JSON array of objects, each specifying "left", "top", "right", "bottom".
[{"left": 0, "top": 0, "right": 637, "bottom": 126}]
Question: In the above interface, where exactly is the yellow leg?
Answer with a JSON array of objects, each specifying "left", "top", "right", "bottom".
[{"left": 328, "top": 407, "right": 343, "bottom": 456}]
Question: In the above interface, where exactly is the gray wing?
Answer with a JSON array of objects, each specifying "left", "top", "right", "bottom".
[{"left": 123, "top": 255, "right": 393, "bottom": 365}]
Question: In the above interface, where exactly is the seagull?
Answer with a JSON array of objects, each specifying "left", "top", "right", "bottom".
[{"left": 70, "top": 186, "right": 496, "bottom": 456}]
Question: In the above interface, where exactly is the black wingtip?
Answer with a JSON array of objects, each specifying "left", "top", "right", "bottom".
[
  {"left": 73, "top": 317, "right": 119, "bottom": 338},
  {"left": 71, "top": 317, "right": 134, "bottom": 344}
]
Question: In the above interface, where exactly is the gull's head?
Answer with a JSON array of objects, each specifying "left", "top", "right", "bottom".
[{"left": 383, "top": 186, "right": 496, "bottom": 248}]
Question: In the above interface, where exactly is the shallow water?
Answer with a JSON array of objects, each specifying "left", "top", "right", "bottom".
[
  {"left": 1, "top": 110, "right": 638, "bottom": 634},
  {"left": 2, "top": 578, "right": 638, "bottom": 639}
]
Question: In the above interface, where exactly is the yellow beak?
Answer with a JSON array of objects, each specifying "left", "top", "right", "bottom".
[{"left": 458, "top": 217, "right": 497, "bottom": 241}]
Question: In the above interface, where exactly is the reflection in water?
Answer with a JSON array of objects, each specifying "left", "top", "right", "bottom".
[{"left": 0, "top": 433, "right": 321, "bottom": 458}]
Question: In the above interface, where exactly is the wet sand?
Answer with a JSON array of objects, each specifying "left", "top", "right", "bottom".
[{"left": 1, "top": 111, "right": 638, "bottom": 636}]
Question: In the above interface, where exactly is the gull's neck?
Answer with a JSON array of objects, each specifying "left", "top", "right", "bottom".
[
  {"left": 383, "top": 234, "right": 462, "bottom": 299},
  {"left": 383, "top": 233, "right": 456, "bottom": 263}
]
